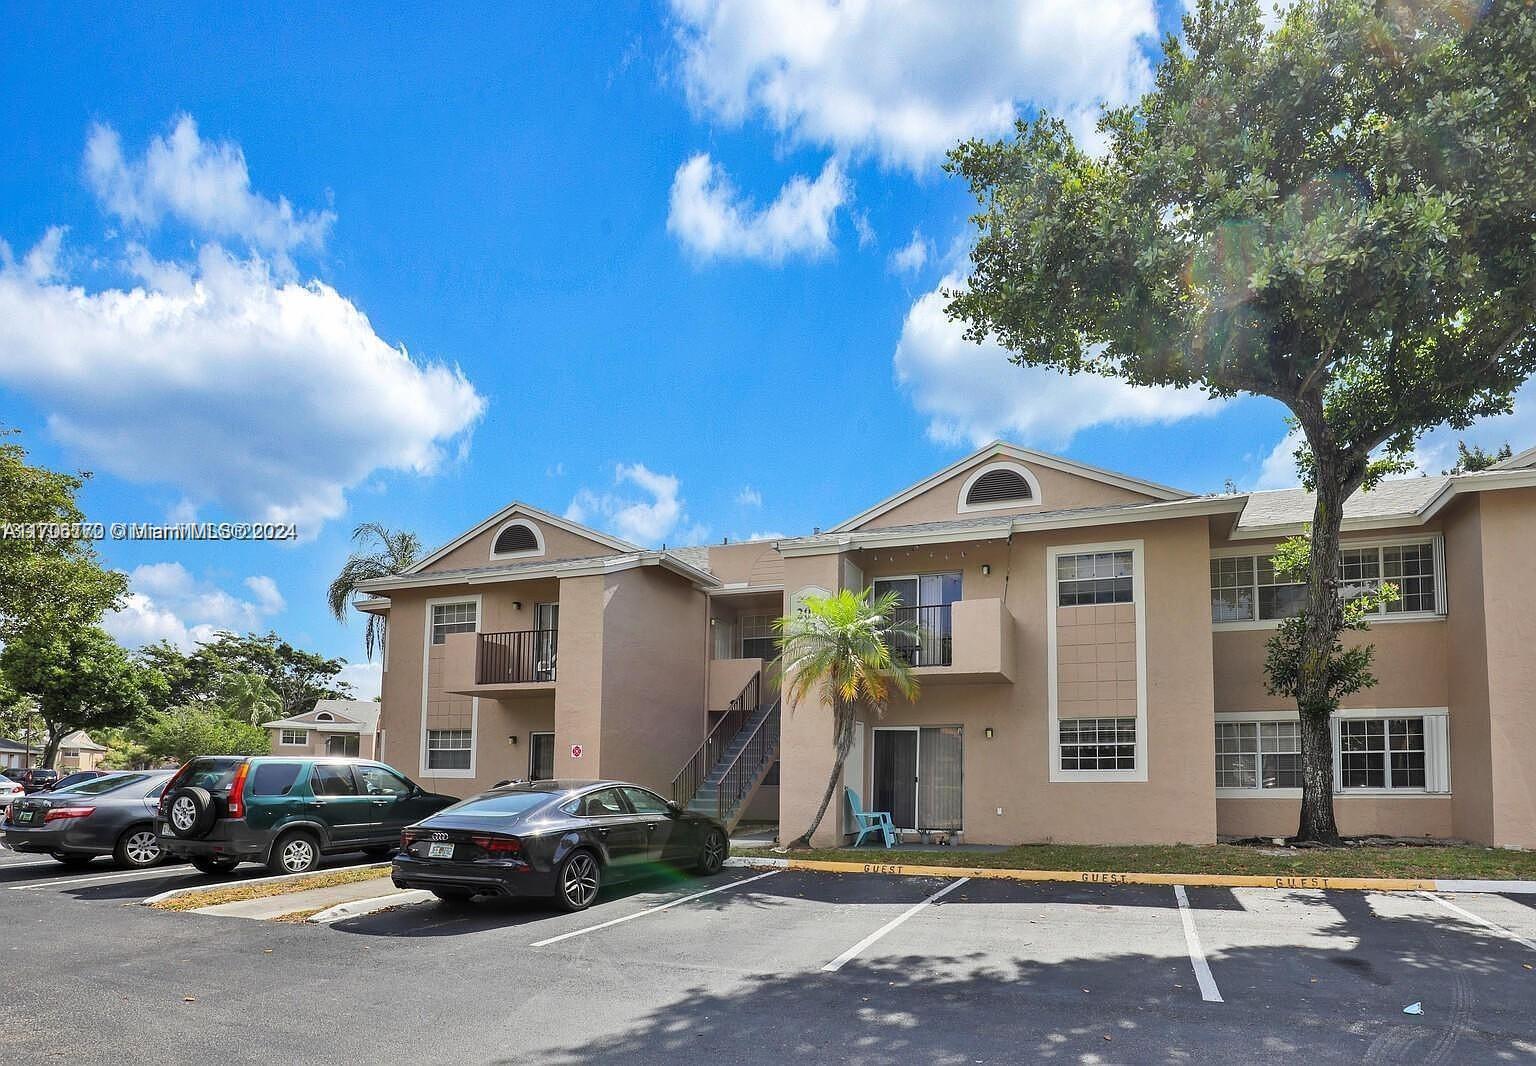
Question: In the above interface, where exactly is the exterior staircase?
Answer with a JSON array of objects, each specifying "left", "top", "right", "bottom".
[{"left": 671, "top": 671, "right": 781, "bottom": 833}]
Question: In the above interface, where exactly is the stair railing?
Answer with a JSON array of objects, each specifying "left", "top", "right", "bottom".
[
  {"left": 670, "top": 672, "right": 760, "bottom": 806},
  {"left": 712, "top": 699, "right": 780, "bottom": 828}
]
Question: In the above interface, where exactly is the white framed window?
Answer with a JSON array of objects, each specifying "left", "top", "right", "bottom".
[
  {"left": 279, "top": 729, "right": 307, "bottom": 746},
  {"left": 739, "top": 614, "right": 778, "bottom": 660},
  {"left": 1059, "top": 718, "right": 1136, "bottom": 772},
  {"left": 1215, "top": 709, "right": 1449, "bottom": 796},
  {"left": 1047, "top": 539, "right": 1147, "bottom": 782},
  {"left": 431, "top": 601, "right": 477, "bottom": 645},
  {"left": 426, "top": 729, "right": 473, "bottom": 771},
  {"left": 1211, "top": 536, "right": 1444, "bottom": 626}
]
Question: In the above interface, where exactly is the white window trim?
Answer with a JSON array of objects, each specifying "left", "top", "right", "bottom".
[
  {"left": 1210, "top": 534, "right": 1446, "bottom": 631},
  {"left": 489, "top": 519, "right": 546, "bottom": 561},
  {"left": 957, "top": 461, "right": 1044, "bottom": 514},
  {"left": 420, "top": 595, "right": 481, "bottom": 779},
  {"left": 1047, "top": 539, "right": 1147, "bottom": 782},
  {"left": 278, "top": 729, "right": 308, "bottom": 747},
  {"left": 425, "top": 728, "right": 475, "bottom": 772},
  {"left": 1214, "top": 707, "right": 1450, "bottom": 798}
]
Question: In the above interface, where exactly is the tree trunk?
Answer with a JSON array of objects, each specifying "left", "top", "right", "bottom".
[
  {"left": 39, "top": 724, "right": 64, "bottom": 770},
  {"left": 786, "top": 697, "right": 854, "bottom": 850},
  {"left": 1291, "top": 421, "right": 1359, "bottom": 846}
]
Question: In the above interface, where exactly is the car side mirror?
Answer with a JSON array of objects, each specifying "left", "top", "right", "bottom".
[{"left": 667, "top": 800, "right": 683, "bottom": 813}]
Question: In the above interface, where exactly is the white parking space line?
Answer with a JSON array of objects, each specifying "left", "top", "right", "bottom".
[
  {"left": 530, "top": 871, "right": 780, "bottom": 947},
  {"left": 7, "top": 866, "right": 194, "bottom": 891},
  {"left": 1173, "top": 885, "right": 1224, "bottom": 1003},
  {"left": 822, "top": 878, "right": 969, "bottom": 974},
  {"left": 1421, "top": 892, "right": 1536, "bottom": 952},
  {"left": 0, "top": 859, "right": 66, "bottom": 871}
]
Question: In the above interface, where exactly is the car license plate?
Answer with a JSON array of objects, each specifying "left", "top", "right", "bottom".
[
  {"left": 427, "top": 842, "right": 453, "bottom": 859},
  {"left": 14, "top": 809, "right": 34, "bottom": 825}
]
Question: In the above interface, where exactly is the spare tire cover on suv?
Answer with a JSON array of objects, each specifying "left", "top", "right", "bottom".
[{"left": 166, "top": 786, "right": 217, "bottom": 839}]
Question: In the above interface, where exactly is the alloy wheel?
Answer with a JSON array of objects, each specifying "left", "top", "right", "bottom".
[
  {"left": 281, "top": 838, "right": 315, "bottom": 873},
  {"left": 170, "top": 797, "right": 198, "bottom": 833},
  {"left": 702, "top": 830, "right": 725, "bottom": 871},
  {"left": 563, "top": 853, "right": 599, "bottom": 908},
  {"left": 124, "top": 831, "right": 160, "bottom": 866}
]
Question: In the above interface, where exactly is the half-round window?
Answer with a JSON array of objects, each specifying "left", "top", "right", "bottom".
[
  {"left": 315, "top": 712, "right": 334, "bottom": 722},
  {"left": 965, "top": 467, "right": 1033, "bottom": 507},
  {"left": 491, "top": 520, "right": 544, "bottom": 558}
]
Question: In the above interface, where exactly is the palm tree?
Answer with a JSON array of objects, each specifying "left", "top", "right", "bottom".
[
  {"left": 775, "top": 589, "right": 918, "bottom": 850},
  {"left": 327, "top": 523, "right": 423, "bottom": 661},
  {"left": 220, "top": 671, "right": 283, "bottom": 725}
]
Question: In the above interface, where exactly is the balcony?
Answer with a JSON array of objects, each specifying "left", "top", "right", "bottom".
[
  {"left": 893, "top": 599, "right": 1013, "bottom": 684},
  {"left": 442, "top": 629, "right": 558, "bottom": 697}
]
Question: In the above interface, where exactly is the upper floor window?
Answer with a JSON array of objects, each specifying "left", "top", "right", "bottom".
[
  {"left": 491, "top": 520, "right": 544, "bottom": 559},
  {"left": 958, "top": 462, "right": 1041, "bottom": 513},
  {"left": 431, "top": 601, "right": 477, "bottom": 645},
  {"left": 1056, "top": 551, "right": 1134, "bottom": 607},
  {"left": 1210, "top": 539, "right": 1442, "bottom": 624}
]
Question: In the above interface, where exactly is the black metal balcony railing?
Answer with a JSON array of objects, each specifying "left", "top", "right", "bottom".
[
  {"left": 476, "top": 629, "right": 558, "bottom": 684},
  {"left": 888, "top": 604, "right": 954, "bottom": 667}
]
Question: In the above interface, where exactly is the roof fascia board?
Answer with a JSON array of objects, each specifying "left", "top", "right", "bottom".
[
  {"left": 361, "top": 551, "right": 719, "bottom": 594},
  {"left": 405, "top": 501, "right": 641, "bottom": 576},
  {"left": 827, "top": 441, "right": 1190, "bottom": 533}
]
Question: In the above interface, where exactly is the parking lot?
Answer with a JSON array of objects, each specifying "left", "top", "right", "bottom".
[{"left": 2, "top": 846, "right": 1534, "bottom": 1063}]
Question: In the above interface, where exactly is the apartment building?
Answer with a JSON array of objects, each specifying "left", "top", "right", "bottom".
[{"left": 356, "top": 442, "right": 1536, "bottom": 849}]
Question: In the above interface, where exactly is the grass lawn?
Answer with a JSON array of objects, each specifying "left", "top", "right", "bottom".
[
  {"left": 149, "top": 863, "right": 389, "bottom": 912},
  {"left": 732, "top": 842, "right": 1536, "bottom": 881}
]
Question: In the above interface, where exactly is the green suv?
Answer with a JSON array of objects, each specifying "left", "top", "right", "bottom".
[{"left": 157, "top": 756, "right": 456, "bottom": 875}]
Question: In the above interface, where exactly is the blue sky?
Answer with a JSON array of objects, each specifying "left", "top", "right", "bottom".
[{"left": 2, "top": 2, "right": 1528, "bottom": 697}]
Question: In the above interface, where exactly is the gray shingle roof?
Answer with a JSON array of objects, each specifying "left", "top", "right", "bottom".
[
  {"left": 1237, "top": 477, "right": 1447, "bottom": 530},
  {"left": 663, "top": 545, "right": 711, "bottom": 571}
]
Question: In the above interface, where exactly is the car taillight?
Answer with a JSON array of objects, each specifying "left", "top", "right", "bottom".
[
  {"left": 226, "top": 761, "right": 250, "bottom": 819},
  {"left": 470, "top": 834, "right": 522, "bottom": 856},
  {"left": 43, "top": 806, "right": 95, "bottom": 823},
  {"left": 400, "top": 828, "right": 423, "bottom": 849}
]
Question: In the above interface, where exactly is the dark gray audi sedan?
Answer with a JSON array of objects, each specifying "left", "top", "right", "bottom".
[{"left": 2, "top": 770, "right": 178, "bottom": 869}]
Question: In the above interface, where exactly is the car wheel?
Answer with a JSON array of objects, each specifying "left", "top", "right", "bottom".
[
  {"left": 268, "top": 830, "right": 320, "bottom": 875},
  {"left": 50, "top": 852, "right": 93, "bottom": 869},
  {"left": 555, "top": 849, "right": 601, "bottom": 912},
  {"left": 166, "top": 786, "right": 217, "bottom": 839},
  {"left": 190, "top": 856, "right": 240, "bottom": 875},
  {"left": 113, "top": 826, "right": 165, "bottom": 869},
  {"left": 695, "top": 827, "right": 727, "bottom": 875},
  {"left": 431, "top": 888, "right": 476, "bottom": 905}
]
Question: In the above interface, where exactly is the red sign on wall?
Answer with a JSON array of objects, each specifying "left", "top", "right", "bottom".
[{"left": 570, "top": 744, "right": 583, "bottom": 760}]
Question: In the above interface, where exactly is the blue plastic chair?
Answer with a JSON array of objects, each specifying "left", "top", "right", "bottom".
[{"left": 845, "top": 786, "right": 898, "bottom": 848}]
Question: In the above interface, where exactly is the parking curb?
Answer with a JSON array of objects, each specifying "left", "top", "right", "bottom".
[
  {"left": 727, "top": 854, "right": 1536, "bottom": 894},
  {"left": 139, "top": 862, "right": 388, "bottom": 907},
  {"left": 307, "top": 889, "right": 433, "bottom": 924}
]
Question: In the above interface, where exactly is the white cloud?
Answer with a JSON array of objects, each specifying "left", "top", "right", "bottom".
[
  {"left": 667, "top": 152, "right": 850, "bottom": 263},
  {"left": 743, "top": 530, "right": 786, "bottom": 542},
  {"left": 85, "top": 115, "right": 333, "bottom": 258},
  {"left": 0, "top": 233, "right": 485, "bottom": 533},
  {"left": 670, "top": 0, "right": 1158, "bottom": 172},
  {"left": 888, "top": 229, "right": 931, "bottom": 275},
  {"left": 104, "top": 563, "right": 285, "bottom": 651},
  {"left": 337, "top": 661, "right": 382, "bottom": 702},
  {"left": 1253, "top": 426, "right": 1304, "bottom": 490},
  {"left": 566, "top": 462, "right": 709, "bottom": 546},
  {"left": 894, "top": 276, "right": 1224, "bottom": 448},
  {"left": 736, "top": 485, "right": 763, "bottom": 507}
]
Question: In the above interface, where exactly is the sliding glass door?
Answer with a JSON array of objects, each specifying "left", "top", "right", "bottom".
[
  {"left": 871, "top": 726, "right": 963, "bottom": 831},
  {"left": 871, "top": 573, "right": 960, "bottom": 666}
]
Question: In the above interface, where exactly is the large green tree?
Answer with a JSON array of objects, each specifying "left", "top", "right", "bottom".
[
  {"left": 947, "top": 0, "right": 1536, "bottom": 842},
  {"left": 138, "top": 704, "right": 271, "bottom": 765},
  {"left": 136, "top": 632, "right": 352, "bottom": 719},
  {"left": 0, "top": 624, "right": 161, "bottom": 767},
  {"left": 327, "top": 522, "right": 423, "bottom": 661}
]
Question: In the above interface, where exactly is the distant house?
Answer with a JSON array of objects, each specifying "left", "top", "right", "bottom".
[
  {"left": 0, "top": 737, "right": 37, "bottom": 770},
  {"left": 261, "top": 700, "right": 381, "bottom": 759},
  {"left": 56, "top": 731, "right": 109, "bottom": 771}
]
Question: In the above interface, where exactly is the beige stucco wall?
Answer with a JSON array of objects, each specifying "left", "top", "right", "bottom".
[
  {"left": 776, "top": 553, "right": 845, "bottom": 845},
  {"left": 1056, "top": 603, "right": 1137, "bottom": 719},
  {"left": 423, "top": 515, "right": 622, "bottom": 574},
  {"left": 704, "top": 540, "right": 785, "bottom": 587},
  {"left": 1443, "top": 496, "right": 1495, "bottom": 843},
  {"left": 1477, "top": 487, "right": 1536, "bottom": 848},
  {"left": 1217, "top": 797, "right": 1454, "bottom": 839},
  {"left": 782, "top": 517, "right": 1217, "bottom": 846},
  {"left": 1213, "top": 622, "right": 1449, "bottom": 712},
  {"left": 270, "top": 729, "right": 376, "bottom": 760},
  {"left": 857, "top": 460, "right": 1156, "bottom": 530}
]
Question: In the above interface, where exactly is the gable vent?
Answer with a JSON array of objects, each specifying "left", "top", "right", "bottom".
[
  {"left": 965, "top": 468, "right": 1033, "bottom": 506},
  {"left": 493, "top": 522, "right": 540, "bottom": 555}
]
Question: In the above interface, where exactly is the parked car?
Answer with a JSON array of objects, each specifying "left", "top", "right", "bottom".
[
  {"left": 4, "top": 768, "right": 59, "bottom": 794},
  {"left": 391, "top": 779, "right": 729, "bottom": 912},
  {"left": 47, "top": 770, "right": 114, "bottom": 792},
  {"left": 0, "top": 776, "right": 24, "bottom": 810},
  {"left": 156, "top": 756, "right": 455, "bottom": 876},
  {"left": 3, "top": 770, "right": 177, "bottom": 868}
]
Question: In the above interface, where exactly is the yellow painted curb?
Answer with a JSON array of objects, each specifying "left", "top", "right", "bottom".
[{"left": 778, "top": 857, "right": 1437, "bottom": 892}]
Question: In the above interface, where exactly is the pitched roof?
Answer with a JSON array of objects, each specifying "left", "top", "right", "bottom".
[
  {"left": 405, "top": 501, "right": 642, "bottom": 576},
  {"left": 1493, "top": 443, "right": 1536, "bottom": 470},
  {"left": 355, "top": 549, "right": 719, "bottom": 594},
  {"left": 59, "top": 730, "right": 108, "bottom": 752},
  {"left": 1237, "top": 477, "right": 1449, "bottom": 532},
  {"left": 0, "top": 737, "right": 37, "bottom": 754},
  {"left": 264, "top": 699, "right": 382, "bottom": 734}
]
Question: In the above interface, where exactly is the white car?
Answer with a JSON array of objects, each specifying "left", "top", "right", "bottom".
[{"left": 0, "top": 777, "right": 24, "bottom": 809}]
